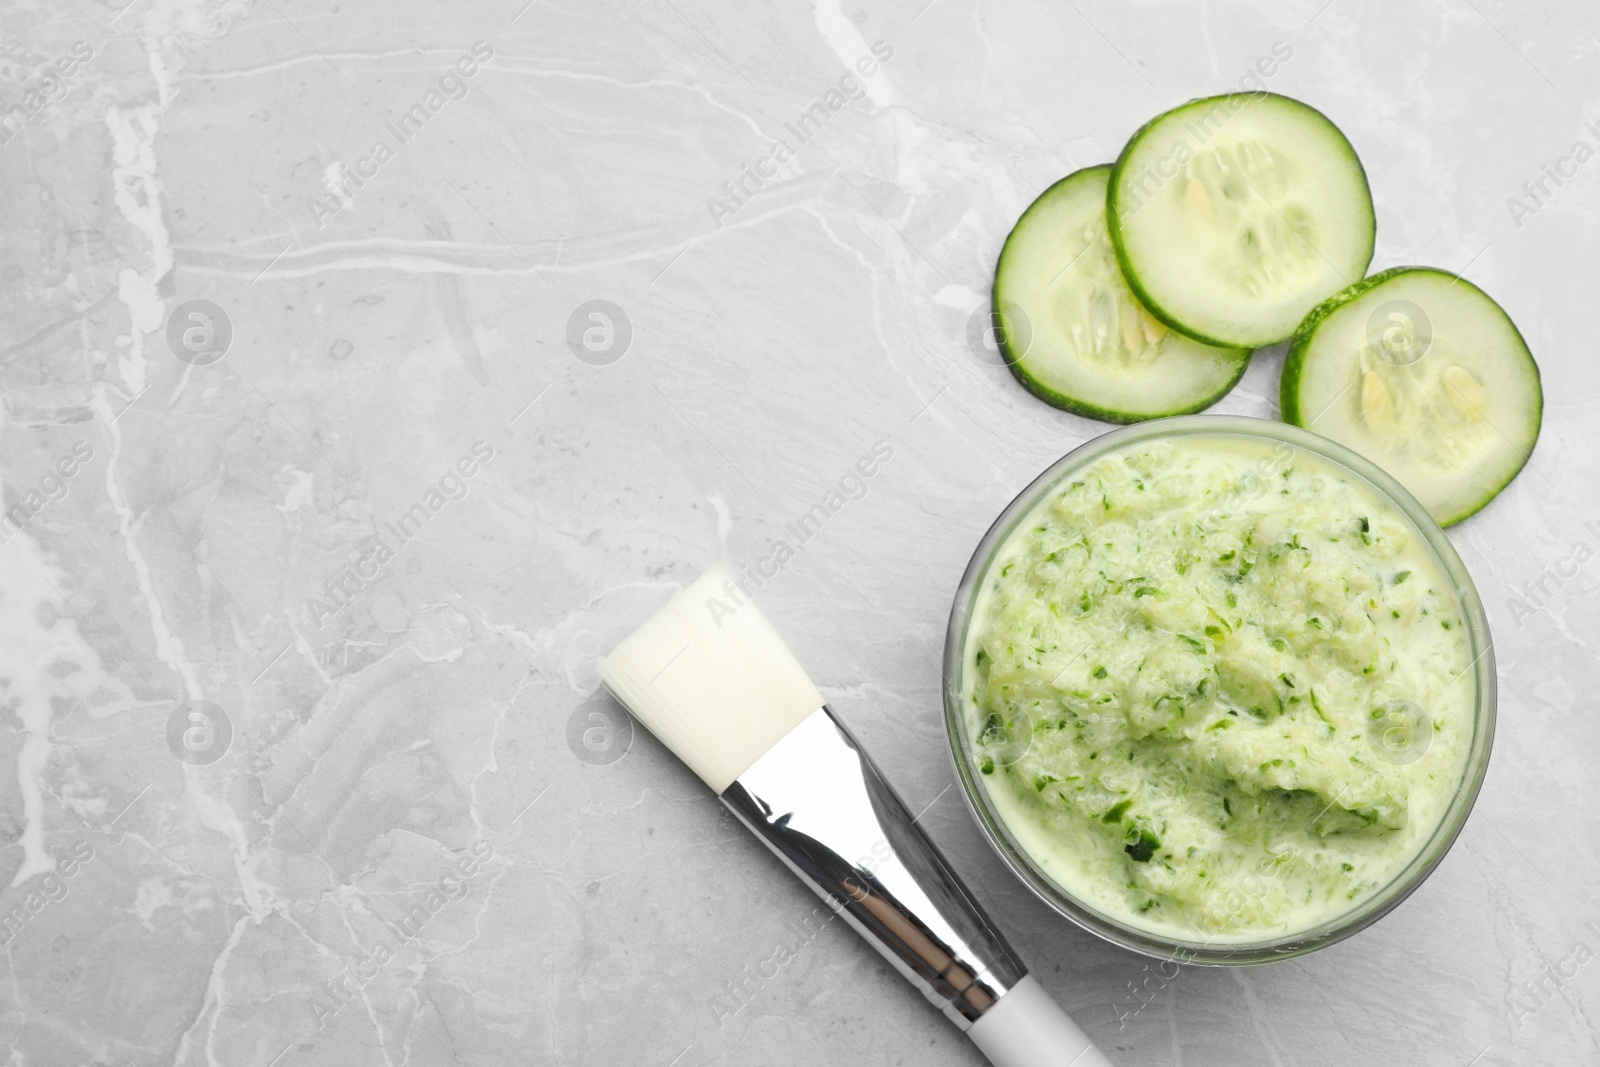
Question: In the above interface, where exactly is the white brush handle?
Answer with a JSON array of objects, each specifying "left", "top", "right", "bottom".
[
  {"left": 721, "top": 708, "right": 1118, "bottom": 1064},
  {"left": 968, "top": 975, "right": 1118, "bottom": 1067}
]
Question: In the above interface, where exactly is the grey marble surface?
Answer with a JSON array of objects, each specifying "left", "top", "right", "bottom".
[{"left": 1, "top": 0, "right": 1596, "bottom": 1064}]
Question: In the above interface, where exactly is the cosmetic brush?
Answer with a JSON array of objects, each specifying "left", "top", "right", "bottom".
[{"left": 601, "top": 565, "right": 1116, "bottom": 1067}]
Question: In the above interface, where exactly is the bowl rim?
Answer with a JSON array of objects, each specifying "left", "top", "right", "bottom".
[{"left": 941, "top": 414, "right": 1497, "bottom": 966}]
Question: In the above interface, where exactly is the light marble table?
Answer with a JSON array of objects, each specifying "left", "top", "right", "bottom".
[{"left": 2, "top": 0, "right": 1595, "bottom": 1064}]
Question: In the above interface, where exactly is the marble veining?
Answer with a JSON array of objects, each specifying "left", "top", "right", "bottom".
[{"left": 0, "top": 0, "right": 1594, "bottom": 1064}]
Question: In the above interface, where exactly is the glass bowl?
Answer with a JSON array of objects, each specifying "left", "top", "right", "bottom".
[{"left": 942, "top": 415, "right": 1496, "bottom": 965}]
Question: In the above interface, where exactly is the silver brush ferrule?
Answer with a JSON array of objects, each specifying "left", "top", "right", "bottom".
[{"left": 719, "top": 706, "right": 1027, "bottom": 1030}]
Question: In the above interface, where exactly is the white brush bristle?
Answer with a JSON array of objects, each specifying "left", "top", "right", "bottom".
[{"left": 599, "top": 566, "right": 824, "bottom": 793}]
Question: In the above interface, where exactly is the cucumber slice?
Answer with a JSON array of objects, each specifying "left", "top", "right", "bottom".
[
  {"left": 1281, "top": 267, "right": 1543, "bottom": 526},
  {"left": 1107, "top": 93, "right": 1376, "bottom": 348},
  {"left": 994, "top": 165, "right": 1250, "bottom": 423}
]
